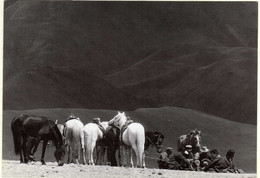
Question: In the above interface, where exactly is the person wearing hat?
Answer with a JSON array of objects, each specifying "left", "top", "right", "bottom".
[
  {"left": 199, "top": 146, "right": 211, "bottom": 169},
  {"left": 158, "top": 147, "right": 174, "bottom": 169},
  {"left": 182, "top": 145, "right": 201, "bottom": 171}
]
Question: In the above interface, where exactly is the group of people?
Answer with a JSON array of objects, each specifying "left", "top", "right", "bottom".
[{"left": 158, "top": 145, "right": 244, "bottom": 173}]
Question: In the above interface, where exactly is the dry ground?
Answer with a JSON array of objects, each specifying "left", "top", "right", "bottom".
[{"left": 1, "top": 160, "right": 256, "bottom": 178}]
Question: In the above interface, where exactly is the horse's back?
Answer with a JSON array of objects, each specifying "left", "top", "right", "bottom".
[
  {"left": 123, "top": 123, "right": 145, "bottom": 146},
  {"left": 65, "top": 119, "right": 84, "bottom": 130},
  {"left": 128, "top": 123, "right": 145, "bottom": 135},
  {"left": 83, "top": 123, "right": 100, "bottom": 133},
  {"left": 64, "top": 119, "right": 84, "bottom": 140}
]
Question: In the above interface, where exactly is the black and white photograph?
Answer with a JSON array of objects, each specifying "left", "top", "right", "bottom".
[{"left": 2, "top": 0, "right": 257, "bottom": 177}]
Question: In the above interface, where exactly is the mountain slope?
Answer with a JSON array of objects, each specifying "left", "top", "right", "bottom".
[
  {"left": 3, "top": 1, "right": 257, "bottom": 124},
  {"left": 3, "top": 67, "right": 150, "bottom": 110}
]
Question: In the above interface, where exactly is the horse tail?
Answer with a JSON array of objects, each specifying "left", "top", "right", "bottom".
[{"left": 11, "top": 117, "right": 22, "bottom": 155}]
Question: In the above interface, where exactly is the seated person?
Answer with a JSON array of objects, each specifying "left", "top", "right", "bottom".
[
  {"left": 204, "top": 149, "right": 224, "bottom": 172},
  {"left": 178, "top": 145, "right": 199, "bottom": 171},
  {"left": 158, "top": 147, "right": 174, "bottom": 169},
  {"left": 215, "top": 149, "right": 244, "bottom": 173},
  {"left": 199, "top": 146, "right": 211, "bottom": 169},
  {"left": 183, "top": 145, "right": 200, "bottom": 171}
]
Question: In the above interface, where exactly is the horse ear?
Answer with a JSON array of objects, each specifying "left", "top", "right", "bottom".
[
  {"left": 122, "top": 112, "right": 125, "bottom": 115},
  {"left": 55, "top": 120, "right": 58, "bottom": 125},
  {"left": 118, "top": 111, "right": 120, "bottom": 114}
]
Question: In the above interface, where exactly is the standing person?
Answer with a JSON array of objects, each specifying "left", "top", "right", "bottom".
[{"left": 158, "top": 147, "right": 174, "bottom": 169}]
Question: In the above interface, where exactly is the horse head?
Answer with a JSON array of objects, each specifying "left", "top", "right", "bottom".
[
  {"left": 153, "top": 132, "right": 165, "bottom": 153},
  {"left": 52, "top": 122, "right": 66, "bottom": 166},
  {"left": 145, "top": 131, "right": 165, "bottom": 153},
  {"left": 189, "top": 129, "right": 201, "bottom": 152},
  {"left": 108, "top": 111, "right": 127, "bottom": 129}
]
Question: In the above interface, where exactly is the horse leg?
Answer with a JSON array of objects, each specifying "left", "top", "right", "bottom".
[
  {"left": 17, "top": 135, "right": 24, "bottom": 163},
  {"left": 102, "top": 147, "right": 107, "bottom": 165},
  {"left": 129, "top": 148, "right": 134, "bottom": 167},
  {"left": 142, "top": 151, "right": 146, "bottom": 168},
  {"left": 121, "top": 145, "right": 127, "bottom": 167},
  {"left": 22, "top": 134, "right": 28, "bottom": 163},
  {"left": 131, "top": 144, "right": 139, "bottom": 167},
  {"left": 95, "top": 146, "right": 99, "bottom": 165},
  {"left": 40, "top": 140, "right": 48, "bottom": 165},
  {"left": 81, "top": 147, "right": 86, "bottom": 165},
  {"left": 117, "top": 147, "right": 121, "bottom": 166},
  {"left": 19, "top": 136, "right": 24, "bottom": 163},
  {"left": 30, "top": 137, "right": 41, "bottom": 161},
  {"left": 80, "top": 132, "right": 86, "bottom": 165},
  {"left": 90, "top": 141, "right": 96, "bottom": 165},
  {"left": 67, "top": 145, "right": 71, "bottom": 164},
  {"left": 71, "top": 141, "right": 79, "bottom": 164}
]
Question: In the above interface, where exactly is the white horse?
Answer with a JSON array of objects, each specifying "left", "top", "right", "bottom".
[
  {"left": 108, "top": 111, "right": 145, "bottom": 168},
  {"left": 83, "top": 120, "right": 108, "bottom": 165},
  {"left": 64, "top": 118, "right": 86, "bottom": 164}
]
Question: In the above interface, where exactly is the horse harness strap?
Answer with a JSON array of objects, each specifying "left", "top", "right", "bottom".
[
  {"left": 120, "top": 120, "right": 134, "bottom": 145},
  {"left": 97, "top": 124, "right": 106, "bottom": 134},
  {"left": 65, "top": 117, "right": 80, "bottom": 123}
]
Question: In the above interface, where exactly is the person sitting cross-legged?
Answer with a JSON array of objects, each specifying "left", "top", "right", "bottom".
[
  {"left": 215, "top": 149, "right": 244, "bottom": 173},
  {"left": 204, "top": 149, "right": 224, "bottom": 172},
  {"left": 158, "top": 147, "right": 174, "bottom": 169}
]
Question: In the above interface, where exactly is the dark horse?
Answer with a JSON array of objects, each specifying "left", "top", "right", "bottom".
[
  {"left": 177, "top": 129, "right": 201, "bottom": 154},
  {"left": 11, "top": 114, "right": 66, "bottom": 166},
  {"left": 104, "top": 125, "right": 121, "bottom": 166},
  {"left": 145, "top": 131, "right": 165, "bottom": 153}
]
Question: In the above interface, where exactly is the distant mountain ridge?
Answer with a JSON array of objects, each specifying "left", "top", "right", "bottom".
[{"left": 4, "top": 1, "right": 257, "bottom": 124}]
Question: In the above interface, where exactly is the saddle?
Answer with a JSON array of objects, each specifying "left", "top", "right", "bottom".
[
  {"left": 65, "top": 117, "right": 81, "bottom": 123},
  {"left": 92, "top": 119, "right": 106, "bottom": 134},
  {"left": 119, "top": 119, "right": 134, "bottom": 145}
]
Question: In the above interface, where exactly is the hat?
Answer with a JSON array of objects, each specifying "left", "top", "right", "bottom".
[
  {"left": 200, "top": 146, "right": 209, "bottom": 153},
  {"left": 185, "top": 145, "right": 192, "bottom": 149},
  {"left": 166, "top": 147, "right": 173, "bottom": 151}
]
